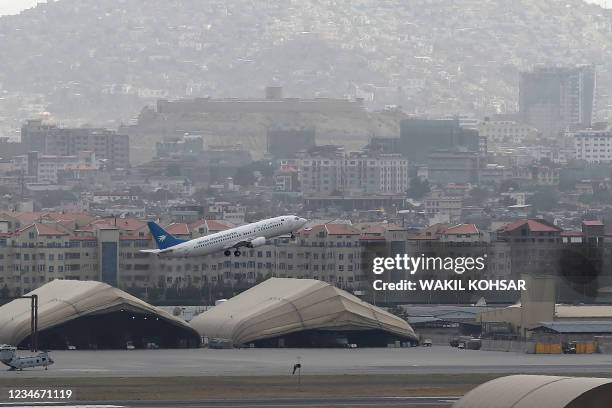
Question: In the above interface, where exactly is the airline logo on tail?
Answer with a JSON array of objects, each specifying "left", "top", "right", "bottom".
[{"left": 147, "top": 221, "right": 187, "bottom": 250}]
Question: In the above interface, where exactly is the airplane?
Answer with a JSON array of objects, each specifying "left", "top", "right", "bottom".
[
  {"left": 0, "top": 345, "right": 54, "bottom": 371},
  {"left": 141, "top": 215, "right": 308, "bottom": 257}
]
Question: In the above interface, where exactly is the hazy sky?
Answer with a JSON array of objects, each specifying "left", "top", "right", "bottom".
[
  {"left": 0, "top": 0, "right": 610, "bottom": 17},
  {"left": 0, "top": 0, "right": 46, "bottom": 17}
]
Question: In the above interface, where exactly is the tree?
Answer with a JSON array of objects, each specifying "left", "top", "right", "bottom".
[
  {"left": 233, "top": 160, "right": 276, "bottom": 186},
  {"left": 233, "top": 166, "right": 256, "bottom": 186},
  {"left": 499, "top": 195, "right": 517, "bottom": 207},
  {"left": 406, "top": 177, "right": 430, "bottom": 199},
  {"left": 165, "top": 164, "right": 181, "bottom": 177},
  {"left": 466, "top": 187, "right": 490, "bottom": 205},
  {"left": 498, "top": 179, "right": 519, "bottom": 193},
  {"left": 527, "top": 187, "right": 559, "bottom": 212}
]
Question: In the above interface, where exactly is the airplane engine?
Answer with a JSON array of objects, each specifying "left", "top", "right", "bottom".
[{"left": 249, "top": 237, "right": 267, "bottom": 248}]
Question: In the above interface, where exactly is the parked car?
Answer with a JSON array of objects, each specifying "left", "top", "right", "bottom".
[
  {"left": 563, "top": 342, "right": 577, "bottom": 354},
  {"left": 422, "top": 339, "right": 433, "bottom": 347}
]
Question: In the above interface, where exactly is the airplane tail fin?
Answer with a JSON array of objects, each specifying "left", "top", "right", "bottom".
[{"left": 147, "top": 221, "right": 187, "bottom": 250}]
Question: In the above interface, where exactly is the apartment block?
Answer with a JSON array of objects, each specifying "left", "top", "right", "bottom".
[
  {"left": 574, "top": 130, "right": 612, "bottom": 163},
  {"left": 478, "top": 119, "right": 538, "bottom": 144},
  {"left": 21, "top": 120, "right": 130, "bottom": 169},
  {"left": 290, "top": 146, "right": 409, "bottom": 195}
]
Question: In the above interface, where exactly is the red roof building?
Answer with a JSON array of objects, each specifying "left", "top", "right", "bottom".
[
  {"left": 190, "top": 219, "right": 232, "bottom": 236},
  {"left": 497, "top": 219, "right": 562, "bottom": 243},
  {"left": 17, "top": 223, "right": 68, "bottom": 237}
]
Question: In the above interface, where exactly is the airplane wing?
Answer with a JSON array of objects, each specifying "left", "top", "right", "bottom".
[
  {"left": 139, "top": 249, "right": 162, "bottom": 254},
  {"left": 139, "top": 248, "right": 174, "bottom": 255}
]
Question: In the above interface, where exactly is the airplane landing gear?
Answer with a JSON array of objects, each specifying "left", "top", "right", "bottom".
[
  {"left": 224, "top": 250, "right": 231, "bottom": 256},
  {"left": 234, "top": 250, "right": 241, "bottom": 257},
  {"left": 290, "top": 232, "right": 296, "bottom": 240}
]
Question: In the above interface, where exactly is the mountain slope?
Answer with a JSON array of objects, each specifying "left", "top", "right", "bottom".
[{"left": 0, "top": 0, "right": 610, "bottom": 131}]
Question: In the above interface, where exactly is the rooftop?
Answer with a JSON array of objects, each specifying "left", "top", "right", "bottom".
[
  {"left": 444, "top": 224, "right": 479, "bottom": 235},
  {"left": 500, "top": 219, "right": 561, "bottom": 233}
]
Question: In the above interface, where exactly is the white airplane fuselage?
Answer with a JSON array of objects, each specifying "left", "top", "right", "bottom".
[{"left": 151, "top": 215, "right": 307, "bottom": 258}]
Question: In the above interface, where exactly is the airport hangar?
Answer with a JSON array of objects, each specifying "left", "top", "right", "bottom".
[
  {"left": 0, "top": 279, "right": 200, "bottom": 349},
  {"left": 478, "top": 276, "right": 612, "bottom": 343},
  {"left": 454, "top": 375, "right": 612, "bottom": 408},
  {"left": 0, "top": 278, "right": 417, "bottom": 349},
  {"left": 190, "top": 277, "right": 417, "bottom": 348}
]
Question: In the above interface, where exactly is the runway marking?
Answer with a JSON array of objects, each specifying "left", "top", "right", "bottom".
[
  {"left": 0, "top": 398, "right": 461, "bottom": 408},
  {"left": 0, "top": 405, "right": 124, "bottom": 408}
]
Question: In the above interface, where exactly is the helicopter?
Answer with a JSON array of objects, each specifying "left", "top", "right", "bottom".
[{"left": 0, "top": 344, "right": 54, "bottom": 371}]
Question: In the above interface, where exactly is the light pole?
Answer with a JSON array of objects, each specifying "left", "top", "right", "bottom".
[{"left": 15, "top": 294, "right": 38, "bottom": 351}]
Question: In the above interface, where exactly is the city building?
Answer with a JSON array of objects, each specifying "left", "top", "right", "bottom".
[
  {"left": 21, "top": 120, "right": 130, "bottom": 169},
  {"left": 344, "top": 152, "right": 409, "bottom": 194},
  {"left": 574, "top": 130, "right": 612, "bottom": 163},
  {"left": 207, "top": 202, "right": 245, "bottom": 224},
  {"left": 16, "top": 151, "right": 98, "bottom": 183},
  {"left": 519, "top": 65, "right": 595, "bottom": 138},
  {"left": 478, "top": 119, "right": 538, "bottom": 144},
  {"left": 399, "top": 118, "right": 480, "bottom": 163},
  {"left": 423, "top": 191, "right": 463, "bottom": 224},
  {"left": 296, "top": 146, "right": 345, "bottom": 195},
  {"left": 289, "top": 146, "right": 409, "bottom": 196},
  {"left": 273, "top": 164, "right": 300, "bottom": 193},
  {"left": 156, "top": 134, "right": 204, "bottom": 158},
  {"left": 426, "top": 150, "right": 480, "bottom": 185}
]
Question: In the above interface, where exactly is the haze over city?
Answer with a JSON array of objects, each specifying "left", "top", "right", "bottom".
[{"left": 2, "top": 1, "right": 612, "bottom": 407}]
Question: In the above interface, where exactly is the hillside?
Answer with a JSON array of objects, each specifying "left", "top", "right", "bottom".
[{"left": 0, "top": 0, "right": 611, "bottom": 135}]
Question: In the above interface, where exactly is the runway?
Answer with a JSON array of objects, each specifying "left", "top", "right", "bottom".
[
  {"left": 0, "top": 396, "right": 461, "bottom": 407},
  {"left": 2, "top": 346, "right": 612, "bottom": 378}
]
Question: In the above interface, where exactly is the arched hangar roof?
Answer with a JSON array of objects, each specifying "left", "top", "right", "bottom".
[
  {"left": 190, "top": 277, "right": 416, "bottom": 346},
  {"left": 453, "top": 375, "right": 612, "bottom": 408},
  {"left": 0, "top": 280, "right": 197, "bottom": 346}
]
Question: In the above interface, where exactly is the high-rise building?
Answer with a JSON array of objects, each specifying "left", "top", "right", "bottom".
[{"left": 519, "top": 65, "right": 595, "bottom": 138}]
